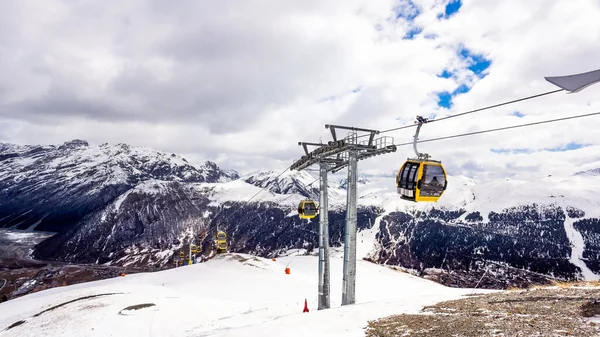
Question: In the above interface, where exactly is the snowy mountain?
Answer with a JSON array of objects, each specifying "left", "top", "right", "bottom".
[
  {"left": 0, "top": 140, "right": 239, "bottom": 268},
  {"left": 0, "top": 139, "right": 237, "bottom": 232},
  {"left": 338, "top": 175, "right": 370, "bottom": 189},
  {"left": 241, "top": 169, "right": 321, "bottom": 199},
  {"left": 2, "top": 139, "right": 600, "bottom": 290},
  {"left": 35, "top": 180, "right": 212, "bottom": 267},
  {"left": 575, "top": 167, "right": 600, "bottom": 176}
]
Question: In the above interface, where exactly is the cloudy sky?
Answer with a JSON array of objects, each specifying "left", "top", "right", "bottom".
[{"left": 1, "top": 0, "right": 600, "bottom": 180}]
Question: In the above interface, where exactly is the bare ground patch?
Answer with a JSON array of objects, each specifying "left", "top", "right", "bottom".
[
  {"left": 118, "top": 303, "right": 156, "bottom": 315},
  {"left": 365, "top": 287, "right": 600, "bottom": 336}
]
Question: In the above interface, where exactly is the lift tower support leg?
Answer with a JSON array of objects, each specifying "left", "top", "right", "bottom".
[
  {"left": 318, "top": 162, "right": 331, "bottom": 309},
  {"left": 342, "top": 149, "right": 358, "bottom": 305}
]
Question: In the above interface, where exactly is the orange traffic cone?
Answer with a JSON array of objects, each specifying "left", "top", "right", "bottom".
[{"left": 303, "top": 299, "right": 309, "bottom": 313}]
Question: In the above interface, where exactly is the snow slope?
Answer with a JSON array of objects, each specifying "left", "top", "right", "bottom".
[
  {"left": 0, "top": 253, "right": 480, "bottom": 337},
  {"left": 564, "top": 216, "right": 600, "bottom": 281}
]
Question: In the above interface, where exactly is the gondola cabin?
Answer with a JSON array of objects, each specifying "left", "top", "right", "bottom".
[
  {"left": 397, "top": 159, "right": 447, "bottom": 202},
  {"left": 216, "top": 231, "right": 227, "bottom": 253},
  {"left": 297, "top": 200, "right": 318, "bottom": 219}
]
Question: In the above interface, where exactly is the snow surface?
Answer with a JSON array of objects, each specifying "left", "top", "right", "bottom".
[
  {"left": 195, "top": 179, "right": 311, "bottom": 209},
  {"left": 563, "top": 216, "right": 599, "bottom": 280},
  {"left": 1, "top": 229, "right": 55, "bottom": 243},
  {"left": 0, "top": 253, "right": 485, "bottom": 337}
]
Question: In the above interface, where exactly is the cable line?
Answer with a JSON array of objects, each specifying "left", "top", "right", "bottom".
[
  {"left": 426, "top": 88, "right": 564, "bottom": 124},
  {"left": 222, "top": 177, "right": 320, "bottom": 234},
  {"left": 393, "top": 111, "right": 600, "bottom": 148},
  {"left": 356, "top": 88, "right": 565, "bottom": 139}
]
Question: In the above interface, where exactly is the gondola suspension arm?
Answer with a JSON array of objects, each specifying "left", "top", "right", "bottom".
[{"left": 413, "top": 115, "right": 430, "bottom": 161}]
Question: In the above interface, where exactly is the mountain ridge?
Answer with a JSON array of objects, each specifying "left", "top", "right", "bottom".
[{"left": 2, "top": 139, "right": 600, "bottom": 289}]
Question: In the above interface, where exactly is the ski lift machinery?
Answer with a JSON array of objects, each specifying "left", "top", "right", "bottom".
[{"left": 396, "top": 115, "right": 447, "bottom": 202}]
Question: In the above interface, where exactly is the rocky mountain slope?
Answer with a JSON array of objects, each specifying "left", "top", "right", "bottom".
[
  {"left": 0, "top": 139, "right": 237, "bottom": 232},
  {"left": 2, "top": 139, "right": 600, "bottom": 289}
]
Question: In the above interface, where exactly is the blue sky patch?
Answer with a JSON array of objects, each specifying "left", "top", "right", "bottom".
[
  {"left": 453, "top": 84, "right": 469, "bottom": 95},
  {"left": 491, "top": 148, "right": 532, "bottom": 154},
  {"left": 438, "top": 69, "right": 453, "bottom": 78},
  {"left": 546, "top": 142, "right": 589, "bottom": 152},
  {"left": 491, "top": 142, "right": 590, "bottom": 154},
  {"left": 434, "top": 84, "right": 470, "bottom": 109},
  {"left": 437, "top": 92, "right": 452, "bottom": 109},
  {"left": 458, "top": 46, "right": 491, "bottom": 78},
  {"left": 445, "top": 0, "right": 462, "bottom": 17},
  {"left": 433, "top": 45, "right": 492, "bottom": 109},
  {"left": 403, "top": 26, "right": 423, "bottom": 39}
]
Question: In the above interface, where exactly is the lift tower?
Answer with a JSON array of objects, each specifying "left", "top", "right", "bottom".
[{"left": 291, "top": 124, "right": 396, "bottom": 306}]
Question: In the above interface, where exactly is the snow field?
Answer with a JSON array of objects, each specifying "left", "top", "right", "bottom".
[{"left": 0, "top": 253, "right": 481, "bottom": 337}]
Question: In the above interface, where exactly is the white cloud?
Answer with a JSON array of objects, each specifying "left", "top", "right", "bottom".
[{"left": 0, "top": 0, "right": 599, "bottom": 181}]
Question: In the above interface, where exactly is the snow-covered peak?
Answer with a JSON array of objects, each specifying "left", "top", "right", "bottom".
[
  {"left": 0, "top": 139, "right": 233, "bottom": 185},
  {"left": 241, "top": 169, "right": 320, "bottom": 199},
  {"left": 338, "top": 175, "right": 370, "bottom": 189},
  {"left": 57, "top": 139, "right": 89, "bottom": 150},
  {"left": 574, "top": 167, "right": 600, "bottom": 176},
  {"left": 198, "top": 161, "right": 240, "bottom": 182}
]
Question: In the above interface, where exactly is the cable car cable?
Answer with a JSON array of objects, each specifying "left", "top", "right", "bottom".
[
  {"left": 207, "top": 177, "right": 320, "bottom": 254},
  {"left": 426, "top": 89, "right": 565, "bottom": 125},
  {"left": 394, "top": 110, "right": 600, "bottom": 202},
  {"left": 392, "top": 110, "right": 600, "bottom": 148},
  {"left": 226, "top": 177, "right": 320, "bottom": 233},
  {"left": 198, "top": 166, "right": 294, "bottom": 253},
  {"left": 355, "top": 88, "right": 565, "bottom": 140}
]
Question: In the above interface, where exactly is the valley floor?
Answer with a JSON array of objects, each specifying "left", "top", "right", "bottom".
[{"left": 0, "top": 229, "right": 149, "bottom": 302}]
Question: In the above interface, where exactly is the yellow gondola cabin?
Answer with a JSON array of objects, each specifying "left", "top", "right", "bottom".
[
  {"left": 216, "top": 231, "right": 227, "bottom": 253},
  {"left": 397, "top": 159, "right": 447, "bottom": 202},
  {"left": 297, "top": 200, "right": 318, "bottom": 219},
  {"left": 396, "top": 115, "right": 447, "bottom": 202}
]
